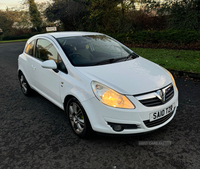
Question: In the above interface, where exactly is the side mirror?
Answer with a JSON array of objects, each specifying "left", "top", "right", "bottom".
[{"left": 41, "top": 60, "right": 57, "bottom": 69}]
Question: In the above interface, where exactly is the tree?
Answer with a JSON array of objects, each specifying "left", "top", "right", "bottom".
[
  {"left": 0, "top": 11, "right": 12, "bottom": 34},
  {"left": 45, "top": 0, "right": 158, "bottom": 32},
  {"left": 12, "top": 10, "right": 32, "bottom": 29},
  {"left": 36, "top": 2, "right": 54, "bottom": 27},
  {"left": 28, "top": 0, "right": 42, "bottom": 31},
  {"left": 45, "top": 0, "right": 87, "bottom": 31},
  {"left": 87, "top": 0, "right": 122, "bottom": 32},
  {"left": 144, "top": 0, "right": 200, "bottom": 30},
  {"left": 0, "top": 9, "right": 16, "bottom": 34}
]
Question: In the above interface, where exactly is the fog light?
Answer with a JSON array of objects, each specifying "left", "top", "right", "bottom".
[
  {"left": 113, "top": 125, "right": 123, "bottom": 132},
  {"left": 108, "top": 122, "right": 139, "bottom": 132}
]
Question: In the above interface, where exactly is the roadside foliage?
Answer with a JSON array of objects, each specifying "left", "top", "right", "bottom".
[{"left": 0, "top": 0, "right": 200, "bottom": 50}]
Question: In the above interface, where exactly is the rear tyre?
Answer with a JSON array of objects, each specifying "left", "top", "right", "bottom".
[
  {"left": 19, "top": 72, "right": 32, "bottom": 96},
  {"left": 66, "top": 98, "right": 94, "bottom": 138}
]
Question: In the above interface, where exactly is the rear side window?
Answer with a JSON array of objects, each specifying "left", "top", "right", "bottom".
[
  {"left": 36, "top": 39, "right": 58, "bottom": 62},
  {"left": 25, "top": 40, "right": 35, "bottom": 56}
]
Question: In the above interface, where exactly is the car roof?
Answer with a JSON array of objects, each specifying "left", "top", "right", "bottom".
[
  {"left": 45, "top": 31, "right": 103, "bottom": 39},
  {"left": 26, "top": 31, "right": 105, "bottom": 48}
]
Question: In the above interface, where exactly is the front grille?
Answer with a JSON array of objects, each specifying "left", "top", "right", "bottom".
[
  {"left": 143, "top": 111, "right": 174, "bottom": 128},
  {"left": 138, "top": 85, "right": 174, "bottom": 107},
  {"left": 140, "top": 97, "right": 162, "bottom": 107},
  {"left": 165, "top": 85, "right": 174, "bottom": 102}
]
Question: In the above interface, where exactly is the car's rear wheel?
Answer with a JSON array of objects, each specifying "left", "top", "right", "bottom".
[
  {"left": 66, "top": 98, "right": 94, "bottom": 138},
  {"left": 19, "top": 72, "right": 32, "bottom": 96}
]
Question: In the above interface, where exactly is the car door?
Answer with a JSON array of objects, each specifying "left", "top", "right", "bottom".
[{"left": 30, "top": 38, "right": 62, "bottom": 107}]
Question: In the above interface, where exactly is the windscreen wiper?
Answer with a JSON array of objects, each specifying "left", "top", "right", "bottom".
[
  {"left": 94, "top": 58, "right": 116, "bottom": 65},
  {"left": 94, "top": 53, "right": 139, "bottom": 65},
  {"left": 125, "top": 52, "right": 139, "bottom": 61}
]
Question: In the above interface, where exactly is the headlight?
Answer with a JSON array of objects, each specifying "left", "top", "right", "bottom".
[
  {"left": 163, "top": 68, "right": 177, "bottom": 91},
  {"left": 91, "top": 81, "right": 135, "bottom": 109}
]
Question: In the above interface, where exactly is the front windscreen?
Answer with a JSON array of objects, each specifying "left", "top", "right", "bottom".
[{"left": 57, "top": 35, "right": 138, "bottom": 66}]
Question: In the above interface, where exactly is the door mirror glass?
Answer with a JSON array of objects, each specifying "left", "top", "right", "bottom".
[{"left": 41, "top": 60, "right": 57, "bottom": 69}]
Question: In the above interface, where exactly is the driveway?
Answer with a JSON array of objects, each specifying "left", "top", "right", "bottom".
[{"left": 0, "top": 42, "right": 200, "bottom": 169}]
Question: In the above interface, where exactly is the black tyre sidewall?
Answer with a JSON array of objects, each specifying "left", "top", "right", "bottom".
[{"left": 19, "top": 72, "right": 32, "bottom": 96}]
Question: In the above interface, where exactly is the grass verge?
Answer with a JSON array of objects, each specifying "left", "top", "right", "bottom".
[
  {"left": 0, "top": 39, "right": 27, "bottom": 43},
  {"left": 0, "top": 40, "right": 199, "bottom": 74},
  {"left": 131, "top": 47, "right": 200, "bottom": 74}
]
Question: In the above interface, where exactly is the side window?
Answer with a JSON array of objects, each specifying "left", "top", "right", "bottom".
[
  {"left": 57, "top": 55, "right": 67, "bottom": 73},
  {"left": 36, "top": 39, "right": 58, "bottom": 62},
  {"left": 25, "top": 40, "right": 35, "bottom": 56}
]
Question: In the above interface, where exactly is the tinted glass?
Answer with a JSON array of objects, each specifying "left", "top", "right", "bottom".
[
  {"left": 25, "top": 40, "right": 34, "bottom": 56},
  {"left": 57, "top": 35, "right": 136, "bottom": 66},
  {"left": 36, "top": 39, "right": 58, "bottom": 62}
]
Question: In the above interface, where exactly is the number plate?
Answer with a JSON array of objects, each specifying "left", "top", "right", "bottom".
[{"left": 149, "top": 104, "right": 174, "bottom": 122}]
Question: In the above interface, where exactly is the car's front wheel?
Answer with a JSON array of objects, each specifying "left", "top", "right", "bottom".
[
  {"left": 66, "top": 98, "right": 94, "bottom": 138},
  {"left": 19, "top": 72, "right": 32, "bottom": 96}
]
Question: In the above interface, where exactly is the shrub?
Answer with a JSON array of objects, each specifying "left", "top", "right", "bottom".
[
  {"left": 1, "top": 28, "right": 45, "bottom": 41},
  {"left": 108, "top": 30, "right": 200, "bottom": 45},
  {"left": 3, "top": 34, "right": 30, "bottom": 40}
]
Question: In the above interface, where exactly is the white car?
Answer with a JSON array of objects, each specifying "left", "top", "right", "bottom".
[{"left": 18, "top": 32, "right": 178, "bottom": 138}]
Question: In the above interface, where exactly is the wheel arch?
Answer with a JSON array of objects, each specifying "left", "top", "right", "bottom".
[
  {"left": 63, "top": 94, "right": 85, "bottom": 113},
  {"left": 18, "top": 69, "right": 29, "bottom": 84},
  {"left": 63, "top": 94, "right": 92, "bottom": 125},
  {"left": 63, "top": 94, "right": 94, "bottom": 137},
  {"left": 63, "top": 95, "right": 75, "bottom": 112},
  {"left": 18, "top": 69, "right": 23, "bottom": 78}
]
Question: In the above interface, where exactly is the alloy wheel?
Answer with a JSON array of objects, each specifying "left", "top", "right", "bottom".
[{"left": 69, "top": 102, "right": 85, "bottom": 134}]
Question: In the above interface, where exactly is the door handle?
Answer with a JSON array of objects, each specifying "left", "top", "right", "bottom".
[{"left": 31, "top": 65, "right": 36, "bottom": 70}]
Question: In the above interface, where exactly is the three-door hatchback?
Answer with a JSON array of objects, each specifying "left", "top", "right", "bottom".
[{"left": 18, "top": 32, "right": 178, "bottom": 138}]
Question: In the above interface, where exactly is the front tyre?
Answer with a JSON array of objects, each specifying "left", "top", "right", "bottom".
[{"left": 66, "top": 98, "right": 93, "bottom": 138}]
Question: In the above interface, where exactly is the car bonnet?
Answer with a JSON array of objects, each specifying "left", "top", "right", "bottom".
[{"left": 75, "top": 57, "right": 172, "bottom": 95}]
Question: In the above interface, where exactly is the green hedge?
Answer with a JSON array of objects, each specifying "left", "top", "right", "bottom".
[
  {"left": 2, "top": 30, "right": 200, "bottom": 47},
  {"left": 108, "top": 30, "right": 200, "bottom": 45},
  {"left": 2, "top": 32, "right": 40, "bottom": 41}
]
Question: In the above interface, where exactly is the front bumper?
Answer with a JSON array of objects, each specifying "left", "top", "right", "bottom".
[{"left": 82, "top": 88, "right": 178, "bottom": 134}]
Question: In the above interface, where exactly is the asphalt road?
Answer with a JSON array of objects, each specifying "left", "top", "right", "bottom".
[{"left": 0, "top": 42, "right": 200, "bottom": 169}]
